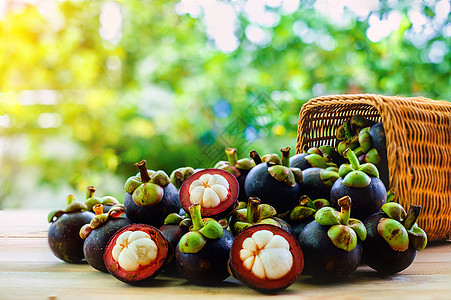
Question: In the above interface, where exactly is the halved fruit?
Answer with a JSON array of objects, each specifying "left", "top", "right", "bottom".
[
  {"left": 104, "top": 224, "right": 170, "bottom": 284},
  {"left": 229, "top": 224, "right": 304, "bottom": 294},
  {"left": 179, "top": 169, "right": 239, "bottom": 218}
]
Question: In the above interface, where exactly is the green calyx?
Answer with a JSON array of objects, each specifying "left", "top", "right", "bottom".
[
  {"left": 379, "top": 203, "right": 427, "bottom": 251},
  {"left": 382, "top": 202, "right": 407, "bottom": 222},
  {"left": 319, "top": 169, "right": 340, "bottom": 189},
  {"left": 179, "top": 204, "right": 223, "bottom": 254},
  {"left": 340, "top": 149, "right": 379, "bottom": 188},
  {"left": 84, "top": 186, "right": 120, "bottom": 212},
  {"left": 80, "top": 205, "right": 125, "bottom": 239},
  {"left": 364, "top": 148, "right": 381, "bottom": 166},
  {"left": 289, "top": 195, "right": 317, "bottom": 222},
  {"left": 170, "top": 167, "right": 195, "bottom": 190},
  {"left": 316, "top": 196, "right": 366, "bottom": 251},
  {"left": 318, "top": 145, "right": 339, "bottom": 162},
  {"left": 268, "top": 165, "right": 301, "bottom": 187},
  {"left": 164, "top": 213, "right": 185, "bottom": 225},
  {"left": 231, "top": 197, "right": 278, "bottom": 234},
  {"left": 267, "top": 147, "right": 302, "bottom": 187},
  {"left": 358, "top": 126, "right": 371, "bottom": 153},
  {"left": 214, "top": 148, "right": 255, "bottom": 177},
  {"left": 125, "top": 160, "right": 171, "bottom": 207},
  {"left": 261, "top": 153, "right": 282, "bottom": 165},
  {"left": 305, "top": 153, "right": 329, "bottom": 169},
  {"left": 48, "top": 194, "right": 88, "bottom": 223},
  {"left": 377, "top": 218, "right": 409, "bottom": 251}
]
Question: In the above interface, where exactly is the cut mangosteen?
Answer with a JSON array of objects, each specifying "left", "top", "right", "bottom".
[
  {"left": 48, "top": 194, "right": 95, "bottom": 263},
  {"left": 80, "top": 204, "right": 132, "bottom": 272},
  {"left": 244, "top": 147, "right": 303, "bottom": 214},
  {"left": 179, "top": 168, "right": 239, "bottom": 218},
  {"left": 104, "top": 224, "right": 170, "bottom": 284},
  {"left": 124, "top": 160, "right": 181, "bottom": 227},
  {"left": 229, "top": 224, "right": 304, "bottom": 294}
]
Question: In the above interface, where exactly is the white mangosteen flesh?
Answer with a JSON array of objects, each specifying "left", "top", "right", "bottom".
[
  {"left": 239, "top": 230, "right": 293, "bottom": 280},
  {"left": 189, "top": 174, "right": 230, "bottom": 208},
  {"left": 112, "top": 230, "right": 158, "bottom": 272}
]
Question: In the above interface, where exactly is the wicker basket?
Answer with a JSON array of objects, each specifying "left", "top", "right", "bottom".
[{"left": 296, "top": 94, "right": 451, "bottom": 241}]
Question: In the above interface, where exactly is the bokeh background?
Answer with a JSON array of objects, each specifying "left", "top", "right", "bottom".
[{"left": 1, "top": 0, "right": 450, "bottom": 209}]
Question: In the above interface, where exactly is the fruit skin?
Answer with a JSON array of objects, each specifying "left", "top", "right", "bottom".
[
  {"left": 244, "top": 163, "right": 302, "bottom": 214},
  {"left": 330, "top": 177, "right": 386, "bottom": 221},
  {"left": 301, "top": 167, "right": 339, "bottom": 200},
  {"left": 362, "top": 212, "right": 417, "bottom": 274},
  {"left": 369, "top": 122, "right": 389, "bottom": 189},
  {"left": 104, "top": 224, "right": 170, "bottom": 284},
  {"left": 228, "top": 224, "right": 304, "bottom": 294},
  {"left": 83, "top": 217, "right": 132, "bottom": 272},
  {"left": 175, "top": 229, "right": 234, "bottom": 285},
  {"left": 124, "top": 183, "right": 180, "bottom": 227},
  {"left": 159, "top": 223, "right": 190, "bottom": 276},
  {"left": 298, "top": 220, "right": 362, "bottom": 280},
  {"left": 48, "top": 211, "right": 95, "bottom": 263},
  {"left": 289, "top": 153, "right": 311, "bottom": 170}
]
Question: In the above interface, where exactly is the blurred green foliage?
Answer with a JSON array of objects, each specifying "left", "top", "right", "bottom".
[{"left": 0, "top": 0, "right": 449, "bottom": 208}]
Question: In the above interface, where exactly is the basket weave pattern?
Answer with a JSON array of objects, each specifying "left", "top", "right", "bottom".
[{"left": 296, "top": 94, "right": 451, "bottom": 241}]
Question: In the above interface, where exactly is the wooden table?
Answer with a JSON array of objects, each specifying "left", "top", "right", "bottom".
[{"left": 1, "top": 210, "right": 450, "bottom": 300}]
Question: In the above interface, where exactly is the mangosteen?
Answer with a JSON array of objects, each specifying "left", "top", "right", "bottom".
[
  {"left": 244, "top": 147, "right": 303, "bottom": 214},
  {"left": 330, "top": 148, "right": 386, "bottom": 221},
  {"left": 170, "top": 167, "right": 195, "bottom": 190},
  {"left": 298, "top": 196, "right": 366, "bottom": 281},
  {"left": 214, "top": 148, "right": 255, "bottom": 203},
  {"left": 289, "top": 146, "right": 338, "bottom": 171},
  {"left": 289, "top": 195, "right": 330, "bottom": 239},
  {"left": 103, "top": 224, "right": 170, "bottom": 284},
  {"left": 158, "top": 213, "right": 192, "bottom": 276},
  {"left": 80, "top": 204, "right": 132, "bottom": 272},
  {"left": 175, "top": 204, "right": 234, "bottom": 285},
  {"left": 48, "top": 194, "right": 95, "bottom": 263},
  {"left": 179, "top": 168, "right": 239, "bottom": 219},
  {"left": 84, "top": 186, "right": 121, "bottom": 213},
  {"left": 363, "top": 202, "right": 427, "bottom": 274},
  {"left": 301, "top": 166, "right": 339, "bottom": 200},
  {"left": 369, "top": 122, "right": 389, "bottom": 189},
  {"left": 228, "top": 224, "right": 304, "bottom": 294},
  {"left": 124, "top": 159, "right": 180, "bottom": 227},
  {"left": 229, "top": 197, "right": 292, "bottom": 236}
]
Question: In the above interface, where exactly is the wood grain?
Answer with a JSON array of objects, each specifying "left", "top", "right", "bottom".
[{"left": 1, "top": 210, "right": 450, "bottom": 300}]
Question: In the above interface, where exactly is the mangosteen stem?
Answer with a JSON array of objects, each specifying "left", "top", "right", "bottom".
[
  {"left": 135, "top": 160, "right": 151, "bottom": 183},
  {"left": 189, "top": 204, "right": 205, "bottom": 231},
  {"left": 337, "top": 196, "right": 351, "bottom": 225},
  {"left": 226, "top": 148, "right": 238, "bottom": 166},
  {"left": 249, "top": 150, "right": 262, "bottom": 165},
  {"left": 93, "top": 204, "right": 104, "bottom": 215},
  {"left": 66, "top": 194, "right": 76, "bottom": 205},
  {"left": 299, "top": 195, "right": 316, "bottom": 210},
  {"left": 280, "top": 147, "right": 290, "bottom": 167},
  {"left": 344, "top": 148, "right": 360, "bottom": 170},
  {"left": 247, "top": 197, "right": 261, "bottom": 223},
  {"left": 86, "top": 186, "right": 96, "bottom": 199},
  {"left": 403, "top": 205, "right": 422, "bottom": 230}
]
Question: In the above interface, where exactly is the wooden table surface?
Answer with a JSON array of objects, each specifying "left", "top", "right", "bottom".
[{"left": 1, "top": 209, "right": 450, "bottom": 300}]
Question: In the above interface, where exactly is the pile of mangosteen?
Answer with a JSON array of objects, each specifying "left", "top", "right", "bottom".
[{"left": 47, "top": 116, "right": 428, "bottom": 294}]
